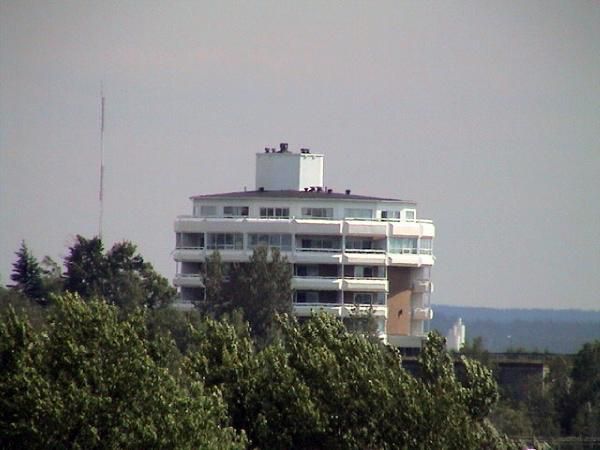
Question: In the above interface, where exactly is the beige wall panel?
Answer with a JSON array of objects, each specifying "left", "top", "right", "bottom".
[{"left": 386, "top": 267, "right": 413, "bottom": 336}]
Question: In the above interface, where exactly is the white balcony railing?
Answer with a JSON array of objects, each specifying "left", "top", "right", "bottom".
[
  {"left": 295, "top": 247, "right": 342, "bottom": 253},
  {"left": 177, "top": 214, "right": 433, "bottom": 224}
]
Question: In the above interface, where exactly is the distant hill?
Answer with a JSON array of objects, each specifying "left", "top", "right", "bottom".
[{"left": 430, "top": 304, "right": 600, "bottom": 354}]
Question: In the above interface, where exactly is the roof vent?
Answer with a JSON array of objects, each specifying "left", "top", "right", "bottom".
[
  {"left": 264, "top": 147, "right": 269, "bottom": 153},
  {"left": 259, "top": 187, "right": 265, "bottom": 192},
  {"left": 327, "top": 188, "right": 333, "bottom": 193},
  {"left": 345, "top": 189, "right": 351, "bottom": 195},
  {"left": 279, "top": 142, "right": 288, "bottom": 153},
  {"left": 317, "top": 186, "right": 323, "bottom": 192},
  {"left": 304, "top": 187, "right": 309, "bottom": 192},
  {"left": 300, "top": 148, "right": 310, "bottom": 154}
]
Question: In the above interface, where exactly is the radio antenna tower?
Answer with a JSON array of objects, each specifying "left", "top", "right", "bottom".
[{"left": 99, "top": 83, "right": 105, "bottom": 240}]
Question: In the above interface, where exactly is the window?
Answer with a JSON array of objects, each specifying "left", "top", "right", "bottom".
[
  {"left": 248, "top": 233, "right": 292, "bottom": 251},
  {"left": 295, "top": 291, "right": 319, "bottom": 303},
  {"left": 295, "top": 265, "right": 320, "bottom": 277},
  {"left": 344, "top": 208, "right": 373, "bottom": 219},
  {"left": 381, "top": 210, "right": 401, "bottom": 220},
  {"left": 352, "top": 292, "right": 385, "bottom": 305},
  {"left": 389, "top": 237, "right": 418, "bottom": 254},
  {"left": 199, "top": 205, "right": 217, "bottom": 217},
  {"left": 177, "top": 232, "right": 204, "bottom": 249},
  {"left": 207, "top": 233, "right": 243, "bottom": 250},
  {"left": 404, "top": 209, "right": 416, "bottom": 221},
  {"left": 354, "top": 266, "right": 376, "bottom": 278},
  {"left": 223, "top": 206, "right": 249, "bottom": 217},
  {"left": 259, "top": 207, "right": 290, "bottom": 218},
  {"left": 345, "top": 238, "right": 374, "bottom": 251},
  {"left": 353, "top": 293, "right": 374, "bottom": 304},
  {"left": 419, "top": 238, "right": 433, "bottom": 255},
  {"left": 299, "top": 236, "right": 341, "bottom": 250},
  {"left": 301, "top": 207, "right": 333, "bottom": 218}
]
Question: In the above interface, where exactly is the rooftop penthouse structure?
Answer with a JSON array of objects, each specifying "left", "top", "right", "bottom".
[{"left": 173, "top": 143, "right": 435, "bottom": 349}]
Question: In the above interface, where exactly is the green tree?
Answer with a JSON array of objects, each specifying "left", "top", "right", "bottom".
[
  {"left": 200, "top": 250, "right": 228, "bottom": 315},
  {"left": 63, "top": 235, "right": 107, "bottom": 299},
  {"left": 40, "top": 256, "right": 63, "bottom": 298},
  {"left": 417, "top": 331, "right": 514, "bottom": 449},
  {"left": 461, "top": 335, "right": 493, "bottom": 369},
  {"left": 0, "top": 294, "right": 246, "bottom": 450},
  {"left": 568, "top": 340, "right": 600, "bottom": 436},
  {"left": 227, "top": 246, "right": 292, "bottom": 340},
  {"left": 64, "top": 236, "right": 176, "bottom": 309},
  {"left": 9, "top": 241, "right": 46, "bottom": 305}
]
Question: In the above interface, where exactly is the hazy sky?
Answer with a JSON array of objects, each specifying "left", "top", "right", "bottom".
[{"left": 1, "top": 1, "right": 599, "bottom": 309}]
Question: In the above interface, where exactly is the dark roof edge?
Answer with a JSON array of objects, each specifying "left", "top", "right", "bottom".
[{"left": 189, "top": 190, "right": 416, "bottom": 204}]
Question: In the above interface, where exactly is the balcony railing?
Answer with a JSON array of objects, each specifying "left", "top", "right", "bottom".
[
  {"left": 177, "top": 215, "right": 433, "bottom": 224},
  {"left": 295, "top": 247, "right": 342, "bottom": 253},
  {"left": 294, "top": 275, "right": 340, "bottom": 279},
  {"left": 344, "top": 248, "right": 385, "bottom": 254},
  {"left": 343, "top": 276, "right": 386, "bottom": 280}
]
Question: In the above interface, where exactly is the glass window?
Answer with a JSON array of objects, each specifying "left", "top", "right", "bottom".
[
  {"left": 354, "top": 266, "right": 376, "bottom": 278},
  {"left": 419, "top": 238, "right": 433, "bottom": 255},
  {"left": 200, "top": 205, "right": 217, "bottom": 217},
  {"left": 299, "top": 237, "right": 341, "bottom": 250},
  {"left": 301, "top": 207, "right": 333, "bottom": 218},
  {"left": 353, "top": 293, "right": 374, "bottom": 304},
  {"left": 389, "top": 237, "right": 418, "bottom": 254},
  {"left": 295, "top": 291, "right": 319, "bottom": 303},
  {"left": 295, "top": 265, "right": 320, "bottom": 277},
  {"left": 178, "top": 233, "right": 204, "bottom": 249},
  {"left": 248, "top": 233, "right": 292, "bottom": 251},
  {"left": 260, "top": 207, "right": 290, "bottom": 218},
  {"left": 223, "top": 206, "right": 249, "bottom": 217},
  {"left": 345, "top": 238, "right": 373, "bottom": 250},
  {"left": 344, "top": 208, "right": 373, "bottom": 219},
  {"left": 381, "top": 210, "right": 401, "bottom": 220},
  {"left": 404, "top": 209, "right": 416, "bottom": 221},
  {"left": 207, "top": 233, "right": 243, "bottom": 250}
]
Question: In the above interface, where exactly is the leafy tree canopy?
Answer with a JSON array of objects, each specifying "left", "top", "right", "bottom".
[
  {"left": 0, "top": 294, "right": 246, "bottom": 450},
  {"left": 204, "top": 246, "right": 292, "bottom": 341},
  {"left": 63, "top": 235, "right": 175, "bottom": 309},
  {"left": 9, "top": 241, "right": 46, "bottom": 305}
]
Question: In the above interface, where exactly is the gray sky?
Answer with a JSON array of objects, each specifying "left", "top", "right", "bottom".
[{"left": 1, "top": 1, "right": 599, "bottom": 309}]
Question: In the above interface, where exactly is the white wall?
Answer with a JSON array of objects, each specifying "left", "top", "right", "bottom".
[{"left": 255, "top": 152, "right": 324, "bottom": 190}]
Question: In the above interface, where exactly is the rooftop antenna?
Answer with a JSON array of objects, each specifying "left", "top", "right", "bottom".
[{"left": 98, "top": 83, "right": 105, "bottom": 240}]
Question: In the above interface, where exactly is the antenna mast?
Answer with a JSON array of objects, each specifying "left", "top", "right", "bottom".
[{"left": 99, "top": 83, "right": 105, "bottom": 239}]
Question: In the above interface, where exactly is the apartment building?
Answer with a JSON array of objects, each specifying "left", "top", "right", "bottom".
[{"left": 173, "top": 143, "right": 435, "bottom": 348}]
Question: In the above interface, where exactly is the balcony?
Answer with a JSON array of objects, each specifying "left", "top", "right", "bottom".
[
  {"left": 343, "top": 249, "right": 386, "bottom": 265},
  {"left": 412, "top": 280, "right": 433, "bottom": 293},
  {"left": 173, "top": 248, "right": 206, "bottom": 261},
  {"left": 413, "top": 307, "right": 433, "bottom": 321},
  {"left": 293, "top": 248, "right": 343, "bottom": 264},
  {"left": 341, "top": 304, "right": 387, "bottom": 318},
  {"left": 293, "top": 304, "right": 343, "bottom": 317},
  {"left": 173, "top": 273, "right": 204, "bottom": 287},
  {"left": 343, "top": 220, "right": 387, "bottom": 236},
  {"left": 342, "top": 277, "right": 388, "bottom": 292},
  {"left": 389, "top": 220, "right": 435, "bottom": 238},
  {"left": 176, "top": 216, "right": 294, "bottom": 234},
  {"left": 387, "top": 253, "right": 435, "bottom": 267},
  {"left": 292, "top": 276, "right": 342, "bottom": 290},
  {"left": 293, "top": 219, "right": 343, "bottom": 235}
]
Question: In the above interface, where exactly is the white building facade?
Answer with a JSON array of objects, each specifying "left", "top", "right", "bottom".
[{"left": 173, "top": 144, "right": 435, "bottom": 349}]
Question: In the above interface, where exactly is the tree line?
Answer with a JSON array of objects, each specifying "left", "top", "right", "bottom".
[
  {"left": 3, "top": 236, "right": 588, "bottom": 448},
  {"left": 461, "top": 336, "right": 600, "bottom": 441}
]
